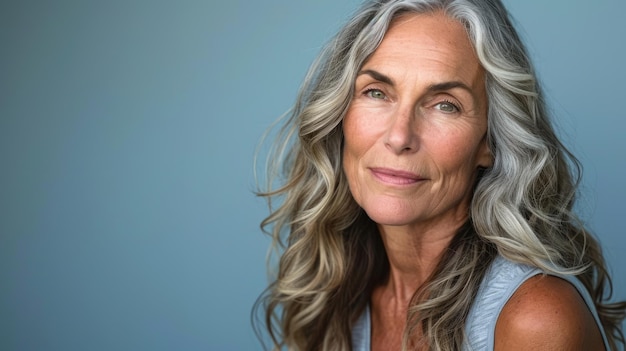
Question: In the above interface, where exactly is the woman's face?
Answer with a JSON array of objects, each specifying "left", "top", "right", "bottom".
[{"left": 343, "top": 12, "right": 492, "bottom": 230}]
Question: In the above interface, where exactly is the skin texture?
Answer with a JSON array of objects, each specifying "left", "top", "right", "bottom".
[
  {"left": 342, "top": 11, "right": 606, "bottom": 350},
  {"left": 495, "top": 275, "right": 605, "bottom": 351}
]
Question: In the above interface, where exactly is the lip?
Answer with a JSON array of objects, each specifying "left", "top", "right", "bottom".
[{"left": 369, "top": 167, "right": 425, "bottom": 186}]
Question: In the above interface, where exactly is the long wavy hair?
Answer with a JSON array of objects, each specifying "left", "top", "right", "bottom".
[{"left": 253, "top": 0, "right": 626, "bottom": 350}]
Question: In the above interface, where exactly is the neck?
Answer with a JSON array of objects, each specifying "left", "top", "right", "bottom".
[{"left": 376, "top": 220, "right": 464, "bottom": 304}]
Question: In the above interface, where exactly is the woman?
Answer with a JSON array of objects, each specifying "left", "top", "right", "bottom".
[{"left": 254, "top": 0, "right": 626, "bottom": 350}]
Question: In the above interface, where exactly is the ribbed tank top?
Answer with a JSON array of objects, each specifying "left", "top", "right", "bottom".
[{"left": 351, "top": 255, "right": 609, "bottom": 350}]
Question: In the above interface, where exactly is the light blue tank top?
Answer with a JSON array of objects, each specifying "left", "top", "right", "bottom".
[{"left": 351, "top": 255, "right": 609, "bottom": 350}]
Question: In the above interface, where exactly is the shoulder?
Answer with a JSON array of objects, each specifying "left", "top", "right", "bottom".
[{"left": 494, "top": 274, "right": 605, "bottom": 351}]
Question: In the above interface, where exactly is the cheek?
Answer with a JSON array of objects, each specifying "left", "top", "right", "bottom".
[
  {"left": 431, "top": 125, "right": 487, "bottom": 166},
  {"left": 342, "top": 108, "right": 381, "bottom": 157}
]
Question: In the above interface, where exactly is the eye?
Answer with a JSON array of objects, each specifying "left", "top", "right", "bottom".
[
  {"left": 435, "top": 100, "right": 460, "bottom": 113},
  {"left": 364, "top": 88, "right": 387, "bottom": 100}
]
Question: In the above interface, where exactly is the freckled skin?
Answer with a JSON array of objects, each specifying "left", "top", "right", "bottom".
[{"left": 495, "top": 275, "right": 606, "bottom": 350}]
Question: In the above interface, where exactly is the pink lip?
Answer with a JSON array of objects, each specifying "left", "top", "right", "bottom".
[{"left": 369, "top": 167, "right": 425, "bottom": 185}]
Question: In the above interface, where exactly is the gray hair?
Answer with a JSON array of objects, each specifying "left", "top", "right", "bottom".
[{"left": 255, "top": 0, "right": 625, "bottom": 349}]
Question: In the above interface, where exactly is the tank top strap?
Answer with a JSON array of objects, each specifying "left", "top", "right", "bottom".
[
  {"left": 351, "top": 303, "right": 371, "bottom": 351},
  {"left": 464, "top": 255, "right": 609, "bottom": 350}
]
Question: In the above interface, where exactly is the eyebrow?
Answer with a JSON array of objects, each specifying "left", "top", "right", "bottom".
[
  {"left": 357, "top": 69, "right": 475, "bottom": 95},
  {"left": 427, "top": 81, "right": 474, "bottom": 94},
  {"left": 358, "top": 69, "right": 395, "bottom": 86}
]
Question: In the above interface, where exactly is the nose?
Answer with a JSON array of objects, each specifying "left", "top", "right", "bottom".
[{"left": 384, "top": 106, "right": 419, "bottom": 154}]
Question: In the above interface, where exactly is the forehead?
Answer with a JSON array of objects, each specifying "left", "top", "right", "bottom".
[{"left": 363, "top": 12, "right": 483, "bottom": 83}]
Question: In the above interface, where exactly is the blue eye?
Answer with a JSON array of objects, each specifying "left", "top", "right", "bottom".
[
  {"left": 364, "top": 88, "right": 386, "bottom": 100},
  {"left": 435, "top": 101, "right": 459, "bottom": 113}
]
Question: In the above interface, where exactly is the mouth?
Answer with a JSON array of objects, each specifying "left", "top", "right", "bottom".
[{"left": 369, "top": 167, "right": 425, "bottom": 186}]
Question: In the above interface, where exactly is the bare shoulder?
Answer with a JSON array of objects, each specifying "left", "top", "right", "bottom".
[{"left": 494, "top": 274, "right": 605, "bottom": 351}]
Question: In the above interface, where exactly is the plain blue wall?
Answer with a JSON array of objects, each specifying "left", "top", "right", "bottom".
[{"left": 1, "top": 0, "right": 624, "bottom": 350}]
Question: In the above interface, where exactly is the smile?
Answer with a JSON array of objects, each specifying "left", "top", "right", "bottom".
[{"left": 369, "top": 167, "right": 425, "bottom": 186}]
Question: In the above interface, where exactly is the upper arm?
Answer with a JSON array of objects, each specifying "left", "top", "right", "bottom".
[{"left": 494, "top": 274, "right": 605, "bottom": 351}]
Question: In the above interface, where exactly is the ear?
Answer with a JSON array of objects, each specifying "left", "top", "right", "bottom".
[{"left": 476, "top": 135, "right": 494, "bottom": 168}]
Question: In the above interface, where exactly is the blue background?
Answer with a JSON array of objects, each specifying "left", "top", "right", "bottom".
[{"left": 1, "top": 0, "right": 624, "bottom": 350}]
